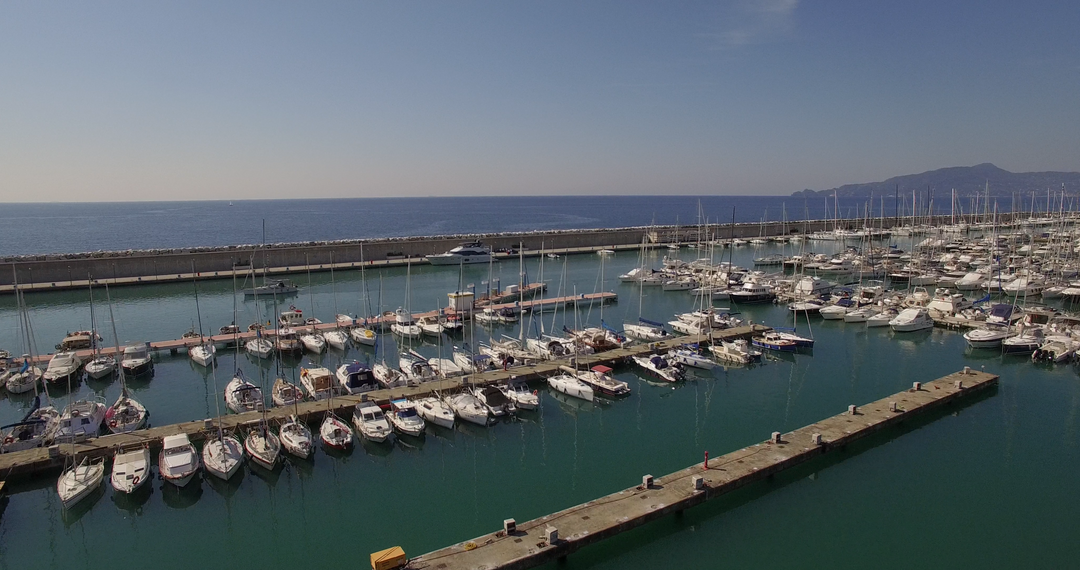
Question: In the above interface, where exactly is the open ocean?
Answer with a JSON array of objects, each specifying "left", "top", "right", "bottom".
[{"left": 0, "top": 194, "right": 980, "bottom": 257}]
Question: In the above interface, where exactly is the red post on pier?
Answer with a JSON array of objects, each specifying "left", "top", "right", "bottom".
[{"left": 703, "top": 450, "right": 709, "bottom": 470}]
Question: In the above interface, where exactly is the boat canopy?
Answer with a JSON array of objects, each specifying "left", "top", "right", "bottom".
[
  {"left": 591, "top": 365, "right": 613, "bottom": 374},
  {"left": 989, "top": 304, "right": 1015, "bottom": 320},
  {"left": 638, "top": 317, "right": 666, "bottom": 328}
]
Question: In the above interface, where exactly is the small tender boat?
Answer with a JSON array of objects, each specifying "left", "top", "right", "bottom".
[
  {"left": 225, "top": 372, "right": 265, "bottom": 413},
  {"left": 445, "top": 392, "right": 490, "bottom": 426},
  {"left": 414, "top": 396, "right": 455, "bottom": 429},
  {"left": 202, "top": 431, "right": 244, "bottom": 480},
  {"left": 244, "top": 424, "right": 281, "bottom": 470},
  {"left": 547, "top": 373, "right": 596, "bottom": 401},
  {"left": 388, "top": 399, "right": 426, "bottom": 437},
  {"left": 110, "top": 445, "right": 151, "bottom": 494},
  {"left": 300, "top": 366, "right": 337, "bottom": 400},
  {"left": 159, "top": 433, "right": 201, "bottom": 487},
  {"left": 57, "top": 456, "right": 105, "bottom": 508},
  {"left": 352, "top": 401, "right": 392, "bottom": 443},
  {"left": 271, "top": 377, "right": 305, "bottom": 407},
  {"left": 279, "top": 415, "right": 313, "bottom": 458},
  {"left": 320, "top": 413, "right": 353, "bottom": 449}
]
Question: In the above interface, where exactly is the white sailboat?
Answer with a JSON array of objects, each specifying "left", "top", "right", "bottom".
[
  {"left": 279, "top": 414, "right": 313, "bottom": 458},
  {"left": 444, "top": 391, "right": 489, "bottom": 426},
  {"left": 413, "top": 395, "right": 455, "bottom": 429},
  {"left": 202, "top": 362, "right": 244, "bottom": 481},
  {"left": 103, "top": 284, "right": 149, "bottom": 434},
  {"left": 57, "top": 456, "right": 105, "bottom": 508},
  {"left": 547, "top": 373, "right": 594, "bottom": 402}
]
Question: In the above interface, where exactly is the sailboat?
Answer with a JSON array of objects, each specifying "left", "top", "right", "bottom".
[
  {"left": 324, "top": 252, "right": 350, "bottom": 350},
  {"left": 83, "top": 278, "right": 116, "bottom": 379},
  {"left": 350, "top": 244, "right": 378, "bottom": 346},
  {"left": 225, "top": 370, "right": 265, "bottom": 413},
  {"left": 57, "top": 455, "right": 106, "bottom": 508},
  {"left": 244, "top": 415, "right": 281, "bottom": 470},
  {"left": 103, "top": 284, "right": 149, "bottom": 434},
  {"left": 188, "top": 264, "right": 217, "bottom": 367},
  {"left": 1, "top": 278, "right": 60, "bottom": 451},
  {"left": 319, "top": 383, "right": 353, "bottom": 450}
]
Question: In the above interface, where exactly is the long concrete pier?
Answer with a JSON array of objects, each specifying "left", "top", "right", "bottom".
[
  {"left": 402, "top": 368, "right": 998, "bottom": 570},
  {"left": 0, "top": 325, "right": 768, "bottom": 481}
]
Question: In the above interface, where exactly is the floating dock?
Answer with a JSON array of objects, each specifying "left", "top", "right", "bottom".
[
  {"left": 403, "top": 368, "right": 998, "bottom": 570},
  {"left": 0, "top": 326, "right": 768, "bottom": 481}
]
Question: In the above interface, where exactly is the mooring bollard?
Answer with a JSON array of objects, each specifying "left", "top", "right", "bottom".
[
  {"left": 912, "top": 381, "right": 922, "bottom": 391},
  {"left": 890, "top": 401, "right": 898, "bottom": 412},
  {"left": 848, "top": 405, "right": 858, "bottom": 415},
  {"left": 692, "top": 475, "right": 705, "bottom": 490},
  {"left": 771, "top": 431, "right": 782, "bottom": 443},
  {"left": 642, "top": 474, "right": 653, "bottom": 489},
  {"left": 811, "top": 433, "right": 822, "bottom": 445}
]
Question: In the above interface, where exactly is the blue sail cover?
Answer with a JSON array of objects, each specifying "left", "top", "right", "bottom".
[{"left": 639, "top": 317, "right": 666, "bottom": 328}]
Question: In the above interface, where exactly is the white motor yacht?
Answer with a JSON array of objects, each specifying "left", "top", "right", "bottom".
[
  {"left": 964, "top": 324, "right": 1012, "bottom": 349},
  {"left": 42, "top": 351, "right": 83, "bottom": 386},
  {"left": 668, "top": 345, "right": 715, "bottom": 369},
  {"left": 57, "top": 456, "right": 105, "bottom": 508},
  {"left": 631, "top": 354, "right": 686, "bottom": 383},
  {"left": 501, "top": 379, "right": 539, "bottom": 410},
  {"left": 352, "top": 401, "right": 392, "bottom": 443},
  {"left": 390, "top": 308, "right": 422, "bottom": 339},
  {"left": 110, "top": 446, "right": 151, "bottom": 494},
  {"left": 572, "top": 364, "right": 631, "bottom": 396},
  {"left": 866, "top": 308, "right": 898, "bottom": 327},
  {"left": 889, "top": 307, "right": 935, "bottom": 332},
  {"left": 425, "top": 241, "right": 492, "bottom": 265},
  {"left": 473, "top": 385, "right": 517, "bottom": 417},
  {"left": 159, "top": 433, "right": 201, "bottom": 487},
  {"left": 843, "top": 305, "right": 879, "bottom": 323},
  {"left": 388, "top": 399, "right": 426, "bottom": 437},
  {"left": 120, "top": 344, "right": 154, "bottom": 376},
  {"left": 709, "top": 339, "right": 762, "bottom": 365},
  {"left": 54, "top": 397, "right": 108, "bottom": 443}
]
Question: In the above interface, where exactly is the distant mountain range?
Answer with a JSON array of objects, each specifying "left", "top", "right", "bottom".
[{"left": 791, "top": 163, "right": 1080, "bottom": 198}]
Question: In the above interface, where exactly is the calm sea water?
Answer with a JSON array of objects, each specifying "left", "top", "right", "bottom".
[
  {"left": 0, "top": 195, "right": 990, "bottom": 257},
  {"left": 0, "top": 224, "right": 1076, "bottom": 569}
]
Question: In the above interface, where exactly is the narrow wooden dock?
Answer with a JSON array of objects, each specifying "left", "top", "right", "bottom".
[
  {"left": 403, "top": 368, "right": 998, "bottom": 570},
  {"left": 0, "top": 326, "right": 766, "bottom": 481},
  {"left": 23, "top": 290, "right": 617, "bottom": 364}
]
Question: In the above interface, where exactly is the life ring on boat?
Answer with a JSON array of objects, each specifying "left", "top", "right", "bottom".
[
  {"left": 71, "top": 410, "right": 80, "bottom": 417},
  {"left": 132, "top": 475, "right": 140, "bottom": 486},
  {"left": 109, "top": 420, "right": 117, "bottom": 428},
  {"left": 3, "top": 436, "right": 12, "bottom": 444}
]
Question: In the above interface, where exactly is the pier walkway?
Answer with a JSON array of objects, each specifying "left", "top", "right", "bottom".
[
  {"left": 0, "top": 325, "right": 767, "bottom": 480},
  {"left": 403, "top": 368, "right": 998, "bottom": 570},
  {"left": 23, "top": 290, "right": 616, "bottom": 364}
]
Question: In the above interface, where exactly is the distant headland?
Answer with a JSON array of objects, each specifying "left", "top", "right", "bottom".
[{"left": 791, "top": 163, "right": 1080, "bottom": 198}]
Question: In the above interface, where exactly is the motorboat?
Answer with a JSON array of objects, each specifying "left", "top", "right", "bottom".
[
  {"left": 889, "top": 307, "right": 935, "bottom": 332},
  {"left": 417, "top": 315, "right": 444, "bottom": 337},
  {"left": 787, "top": 299, "right": 825, "bottom": 314},
  {"left": 709, "top": 339, "right": 762, "bottom": 365},
  {"left": 963, "top": 324, "right": 1012, "bottom": 349},
  {"left": 819, "top": 299, "right": 856, "bottom": 320},
  {"left": 388, "top": 399, "right": 426, "bottom": 437},
  {"left": 926, "top": 289, "right": 973, "bottom": 317},
  {"left": 300, "top": 366, "right": 337, "bottom": 400},
  {"left": 84, "top": 354, "right": 116, "bottom": 380},
  {"left": 441, "top": 314, "right": 464, "bottom": 333},
  {"left": 352, "top": 401, "right": 392, "bottom": 443},
  {"left": 225, "top": 372, "right": 265, "bottom": 413},
  {"left": 274, "top": 328, "right": 304, "bottom": 356},
  {"left": 572, "top": 365, "right": 630, "bottom": 397},
  {"left": 189, "top": 341, "right": 216, "bottom": 367},
  {"left": 57, "top": 456, "right": 105, "bottom": 508},
  {"left": 279, "top": 414, "right": 313, "bottom": 458},
  {"left": 631, "top": 354, "right": 685, "bottom": 383},
  {"left": 110, "top": 446, "right": 151, "bottom": 494},
  {"left": 42, "top": 351, "right": 83, "bottom": 386},
  {"left": 668, "top": 345, "right": 716, "bottom": 369},
  {"left": 105, "top": 391, "right": 149, "bottom": 434},
  {"left": 413, "top": 396, "right": 455, "bottom": 429},
  {"left": 159, "top": 433, "right": 201, "bottom": 487},
  {"left": 243, "top": 278, "right": 298, "bottom": 297},
  {"left": 843, "top": 305, "right": 879, "bottom": 323},
  {"left": 390, "top": 308, "right": 422, "bottom": 338},
  {"left": 444, "top": 392, "right": 490, "bottom": 426},
  {"left": 271, "top": 377, "right": 305, "bottom": 407},
  {"left": 728, "top": 281, "right": 776, "bottom": 304},
  {"left": 202, "top": 431, "right": 244, "bottom": 480},
  {"left": 244, "top": 424, "right": 281, "bottom": 470},
  {"left": 525, "top": 335, "right": 577, "bottom": 359},
  {"left": 473, "top": 385, "right": 516, "bottom": 417},
  {"left": 501, "top": 378, "right": 539, "bottom": 411},
  {"left": 1033, "top": 335, "right": 1077, "bottom": 363},
  {"left": 120, "top": 344, "right": 153, "bottom": 376},
  {"left": 300, "top": 330, "right": 326, "bottom": 353},
  {"left": 751, "top": 334, "right": 798, "bottom": 352},
  {"left": 336, "top": 362, "right": 379, "bottom": 395},
  {"left": 54, "top": 397, "right": 108, "bottom": 443},
  {"left": 425, "top": 241, "right": 493, "bottom": 266},
  {"left": 56, "top": 330, "right": 99, "bottom": 352},
  {"left": 278, "top": 307, "right": 308, "bottom": 328},
  {"left": 320, "top": 413, "right": 353, "bottom": 449},
  {"left": 546, "top": 373, "right": 595, "bottom": 402},
  {"left": 1001, "top": 325, "right": 1045, "bottom": 354}
]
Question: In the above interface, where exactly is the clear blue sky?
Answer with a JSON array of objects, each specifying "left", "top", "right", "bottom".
[{"left": 1, "top": 1, "right": 1077, "bottom": 201}]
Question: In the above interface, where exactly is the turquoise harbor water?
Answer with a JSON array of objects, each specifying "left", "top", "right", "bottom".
[{"left": 2, "top": 238, "right": 1080, "bottom": 569}]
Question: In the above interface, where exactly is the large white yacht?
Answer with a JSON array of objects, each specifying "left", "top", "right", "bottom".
[{"left": 425, "top": 242, "right": 493, "bottom": 266}]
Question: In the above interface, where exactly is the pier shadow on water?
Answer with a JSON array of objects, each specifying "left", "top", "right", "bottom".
[{"left": 535, "top": 383, "right": 1000, "bottom": 570}]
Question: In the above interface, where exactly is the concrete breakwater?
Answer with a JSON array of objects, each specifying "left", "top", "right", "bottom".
[{"left": 0, "top": 214, "right": 1018, "bottom": 292}]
